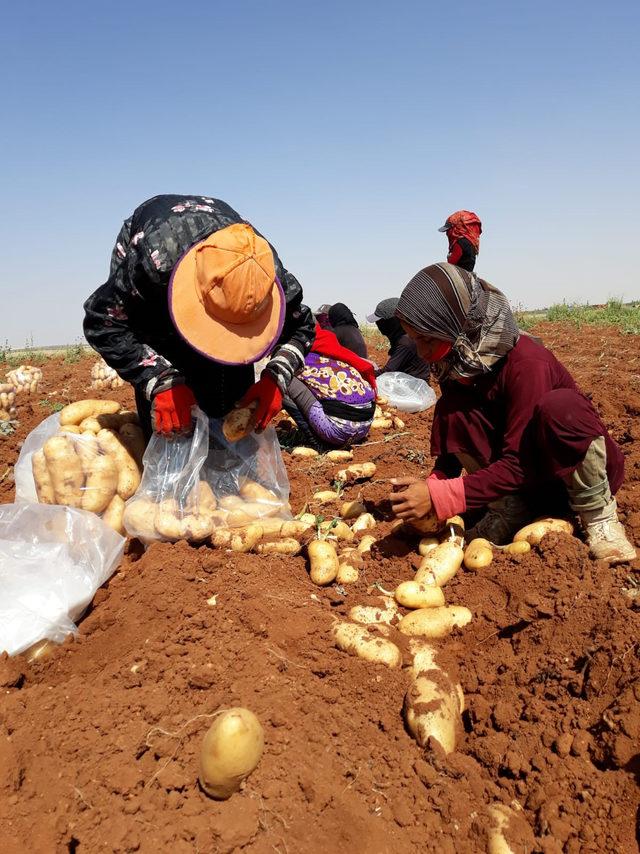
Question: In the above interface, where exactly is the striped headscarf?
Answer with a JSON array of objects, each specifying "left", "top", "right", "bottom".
[{"left": 396, "top": 263, "right": 519, "bottom": 382}]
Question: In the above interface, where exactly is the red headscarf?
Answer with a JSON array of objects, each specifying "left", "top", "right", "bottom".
[{"left": 442, "top": 210, "right": 482, "bottom": 253}]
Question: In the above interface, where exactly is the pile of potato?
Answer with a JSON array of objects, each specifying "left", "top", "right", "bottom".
[
  {"left": 370, "top": 397, "right": 405, "bottom": 431},
  {"left": 31, "top": 399, "right": 145, "bottom": 535},
  {"left": 90, "top": 359, "right": 124, "bottom": 391},
  {"left": 0, "top": 383, "right": 17, "bottom": 423},
  {"left": 463, "top": 518, "right": 574, "bottom": 570},
  {"left": 6, "top": 365, "right": 42, "bottom": 395}
]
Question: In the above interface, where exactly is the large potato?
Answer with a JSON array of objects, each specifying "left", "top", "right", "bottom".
[
  {"left": 97, "top": 428, "right": 141, "bottom": 499},
  {"left": 399, "top": 605, "right": 472, "bottom": 639},
  {"left": 513, "top": 518, "right": 574, "bottom": 545},
  {"left": 81, "top": 453, "right": 118, "bottom": 514},
  {"left": 404, "top": 642, "right": 464, "bottom": 753},
  {"left": 199, "top": 708, "right": 264, "bottom": 800},
  {"left": 332, "top": 622, "right": 401, "bottom": 668},
  {"left": 59, "top": 399, "right": 120, "bottom": 426},
  {"left": 349, "top": 596, "right": 398, "bottom": 626},
  {"left": 395, "top": 581, "right": 445, "bottom": 610},
  {"left": 222, "top": 403, "right": 258, "bottom": 442},
  {"left": 102, "top": 494, "right": 125, "bottom": 535},
  {"left": 308, "top": 539, "right": 339, "bottom": 585},
  {"left": 414, "top": 542, "right": 464, "bottom": 587},
  {"left": 42, "top": 435, "right": 84, "bottom": 507}
]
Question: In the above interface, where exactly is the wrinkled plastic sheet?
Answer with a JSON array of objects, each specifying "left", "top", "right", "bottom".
[{"left": 377, "top": 372, "right": 437, "bottom": 413}]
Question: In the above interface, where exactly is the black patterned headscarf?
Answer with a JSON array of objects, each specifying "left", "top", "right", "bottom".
[{"left": 395, "top": 263, "right": 520, "bottom": 382}]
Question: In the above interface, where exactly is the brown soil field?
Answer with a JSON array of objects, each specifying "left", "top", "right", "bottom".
[{"left": 0, "top": 324, "right": 639, "bottom": 854}]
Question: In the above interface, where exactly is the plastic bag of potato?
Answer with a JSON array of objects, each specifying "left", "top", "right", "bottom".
[
  {"left": 90, "top": 358, "right": 124, "bottom": 391},
  {"left": 123, "top": 406, "right": 292, "bottom": 545},
  {"left": 14, "top": 399, "right": 145, "bottom": 536},
  {"left": 6, "top": 365, "right": 42, "bottom": 395},
  {"left": 0, "top": 383, "right": 17, "bottom": 423}
]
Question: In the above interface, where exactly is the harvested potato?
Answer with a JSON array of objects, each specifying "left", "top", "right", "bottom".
[
  {"left": 313, "top": 490, "right": 340, "bottom": 505},
  {"left": 183, "top": 514, "right": 215, "bottom": 542},
  {"left": 155, "top": 507, "right": 185, "bottom": 541},
  {"left": 418, "top": 536, "right": 439, "bottom": 556},
  {"left": 513, "top": 518, "right": 574, "bottom": 545},
  {"left": 97, "top": 428, "right": 142, "bottom": 499},
  {"left": 42, "top": 435, "right": 84, "bottom": 508},
  {"left": 349, "top": 597, "right": 398, "bottom": 626},
  {"left": 392, "top": 416, "right": 405, "bottom": 429},
  {"left": 123, "top": 499, "right": 158, "bottom": 541},
  {"left": 340, "top": 500, "right": 367, "bottom": 520},
  {"left": 357, "top": 534, "right": 377, "bottom": 555},
  {"left": 102, "top": 494, "right": 125, "bottom": 535},
  {"left": 404, "top": 642, "right": 464, "bottom": 753},
  {"left": 239, "top": 479, "right": 279, "bottom": 504},
  {"left": 395, "top": 581, "right": 445, "bottom": 610},
  {"left": 199, "top": 708, "right": 264, "bottom": 800},
  {"left": 504, "top": 540, "right": 531, "bottom": 555},
  {"left": 371, "top": 417, "right": 393, "bottom": 429},
  {"left": 239, "top": 501, "right": 282, "bottom": 520},
  {"left": 374, "top": 405, "right": 383, "bottom": 419},
  {"left": 255, "top": 538, "right": 301, "bottom": 555},
  {"left": 335, "top": 462, "right": 377, "bottom": 483},
  {"left": 81, "top": 453, "right": 118, "bottom": 514},
  {"left": 466, "top": 536, "right": 492, "bottom": 550},
  {"left": 308, "top": 539, "right": 339, "bottom": 585},
  {"left": 59, "top": 399, "right": 120, "bottom": 426},
  {"left": 212, "top": 529, "right": 232, "bottom": 549},
  {"left": 376, "top": 395, "right": 388, "bottom": 406},
  {"left": 486, "top": 803, "right": 535, "bottom": 854},
  {"left": 351, "top": 512, "right": 376, "bottom": 533},
  {"left": 80, "top": 412, "right": 139, "bottom": 433},
  {"left": 404, "top": 512, "right": 440, "bottom": 535},
  {"left": 219, "top": 495, "right": 245, "bottom": 510},
  {"left": 229, "top": 524, "right": 263, "bottom": 553},
  {"left": 32, "top": 450, "right": 55, "bottom": 504},
  {"left": 336, "top": 560, "right": 360, "bottom": 584},
  {"left": 319, "top": 520, "right": 354, "bottom": 541},
  {"left": 326, "top": 449, "right": 353, "bottom": 462},
  {"left": 59, "top": 424, "right": 81, "bottom": 434},
  {"left": 0, "top": 383, "right": 17, "bottom": 422},
  {"left": 291, "top": 446, "right": 319, "bottom": 458},
  {"left": 6, "top": 365, "right": 42, "bottom": 394},
  {"left": 222, "top": 402, "right": 258, "bottom": 442},
  {"left": 189, "top": 481, "right": 217, "bottom": 513},
  {"left": 463, "top": 542, "right": 493, "bottom": 570},
  {"left": 332, "top": 622, "right": 401, "bottom": 668},
  {"left": 399, "top": 605, "right": 472, "bottom": 638},
  {"left": 281, "top": 519, "right": 315, "bottom": 541},
  {"left": 414, "top": 542, "right": 464, "bottom": 587}
]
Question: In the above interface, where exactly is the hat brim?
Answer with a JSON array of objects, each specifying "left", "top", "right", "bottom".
[
  {"left": 437, "top": 224, "right": 450, "bottom": 232},
  {"left": 366, "top": 313, "right": 381, "bottom": 323},
  {"left": 168, "top": 243, "right": 285, "bottom": 366}
]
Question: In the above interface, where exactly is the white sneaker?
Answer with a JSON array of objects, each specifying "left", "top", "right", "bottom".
[{"left": 580, "top": 500, "right": 637, "bottom": 565}]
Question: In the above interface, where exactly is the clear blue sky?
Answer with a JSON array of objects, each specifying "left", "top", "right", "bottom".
[{"left": 1, "top": 0, "right": 638, "bottom": 346}]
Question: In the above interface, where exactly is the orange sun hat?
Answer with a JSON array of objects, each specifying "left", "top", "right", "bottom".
[{"left": 169, "top": 223, "right": 285, "bottom": 365}]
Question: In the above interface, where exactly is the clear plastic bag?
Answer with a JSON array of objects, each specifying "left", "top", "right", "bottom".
[
  {"left": 6, "top": 364, "right": 43, "bottom": 395},
  {"left": 14, "top": 411, "right": 144, "bottom": 535},
  {"left": 376, "top": 372, "right": 437, "bottom": 413},
  {"left": 90, "top": 358, "right": 124, "bottom": 391},
  {"left": 0, "top": 503, "right": 125, "bottom": 656},
  {"left": 124, "top": 406, "right": 292, "bottom": 545}
]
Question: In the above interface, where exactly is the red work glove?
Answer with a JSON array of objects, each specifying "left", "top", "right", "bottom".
[
  {"left": 151, "top": 384, "right": 197, "bottom": 434},
  {"left": 238, "top": 374, "right": 283, "bottom": 432}
]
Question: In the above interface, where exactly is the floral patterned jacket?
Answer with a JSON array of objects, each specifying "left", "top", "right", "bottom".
[{"left": 83, "top": 195, "right": 315, "bottom": 408}]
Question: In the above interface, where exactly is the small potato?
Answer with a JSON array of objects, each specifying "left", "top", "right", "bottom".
[
  {"left": 308, "top": 539, "right": 339, "bottom": 585},
  {"left": 222, "top": 402, "right": 258, "bottom": 442},
  {"left": 335, "top": 463, "right": 377, "bottom": 483},
  {"left": 319, "top": 520, "right": 354, "bottom": 542},
  {"left": 414, "top": 542, "right": 464, "bottom": 587},
  {"left": 392, "top": 416, "right": 405, "bottom": 429},
  {"left": 504, "top": 540, "right": 531, "bottom": 555},
  {"left": 351, "top": 512, "right": 376, "bottom": 533},
  {"left": 59, "top": 399, "right": 120, "bottom": 426},
  {"left": 81, "top": 453, "right": 118, "bottom": 514},
  {"left": 376, "top": 396, "right": 388, "bottom": 405},
  {"left": 418, "top": 536, "right": 439, "bottom": 556},
  {"left": 340, "top": 500, "right": 367, "bottom": 520},
  {"left": 291, "top": 446, "right": 319, "bottom": 458},
  {"left": 325, "top": 449, "right": 353, "bottom": 462},
  {"left": 463, "top": 543, "right": 493, "bottom": 571},
  {"left": 254, "top": 538, "right": 301, "bottom": 555},
  {"left": 466, "top": 537, "right": 493, "bottom": 550},
  {"left": 399, "top": 605, "right": 472, "bottom": 639},
  {"left": 123, "top": 499, "right": 158, "bottom": 542},
  {"left": 42, "top": 435, "right": 84, "bottom": 508},
  {"left": 395, "top": 581, "right": 445, "bottom": 610},
  {"left": 486, "top": 803, "right": 535, "bottom": 854},
  {"left": 32, "top": 449, "right": 55, "bottom": 504},
  {"left": 332, "top": 622, "right": 401, "bottom": 668},
  {"left": 349, "top": 597, "right": 398, "bottom": 626},
  {"left": 374, "top": 405, "right": 383, "bottom": 418},
  {"left": 513, "top": 518, "right": 574, "bottom": 545},
  {"left": 357, "top": 534, "right": 377, "bottom": 555},
  {"left": 102, "top": 494, "right": 125, "bottom": 535},
  {"left": 313, "top": 490, "right": 340, "bottom": 505},
  {"left": 371, "top": 417, "right": 393, "bottom": 429},
  {"left": 199, "top": 708, "right": 264, "bottom": 800},
  {"left": 336, "top": 561, "right": 360, "bottom": 584}
]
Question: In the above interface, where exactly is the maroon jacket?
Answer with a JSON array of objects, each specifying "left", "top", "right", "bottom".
[{"left": 431, "top": 335, "right": 624, "bottom": 509}]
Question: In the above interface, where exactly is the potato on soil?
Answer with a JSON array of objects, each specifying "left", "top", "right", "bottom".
[
  {"left": 399, "top": 605, "right": 472, "bottom": 638},
  {"left": 81, "top": 453, "right": 118, "bottom": 514},
  {"left": 351, "top": 512, "right": 376, "bottom": 533},
  {"left": 376, "top": 395, "right": 388, "bottom": 406},
  {"left": 513, "top": 518, "right": 574, "bottom": 545},
  {"left": 414, "top": 542, "right": 464, "bottom": 587},
  {"left": 97, "top": 428, "right": 141, "bottom": 499},
  {"left": 395, "top": 581, "right": 445, "bottom": 610},
  {"left": 463, "top": 542, "right": 493, "bottom": 570},
  {"left": 255, "top": 538, "right": 301, "bottom": 555},
  {"left": 340, "top": 500, "right": 367, "bottom": 520},
  {"left": 319, "top": 520, "right": 354, "bottom": 541},
  {"left": 418, "top": 536, "right": 439, "bottom": 556},
  {"left": 281, "top": 519, "right": 315, "bottom": 541},
  {"left": 404, "top": 642, "right": 464, "bottom": 753},
  {"left": 404, "top": 512, "right": 440, "bottom": 535},
  {"left": 229, "top": 524, "right": 264, "bottom": 552},
  {"left": 332, "top": 622, "right": 401, "bottom": 668},
  {"left": 32, "top": 450, "right": 55, "bottom": 504},
  {"left": 102, "top": 494, "right": 125, "bottom": 535},
  {"left": 349, "top": 597, "right": 398, "bottom": 626},
  {"left": 357, "top": 534, "right": 376, "bottom": 555},
  {"left": 222, "top": 402, "right": 258, "bottom": 442},
  {"left": 199, "top": 708, "right": 264, "bottom": 800},
  {"left": 291, "top": 446, "right": 319, "bottom": 458},
  {"left": 59, "top": 399, "right": 120, "bottom": 426},
  {"left": 486, "top": 803, "right": 535, "bottom": 854},
  {"left": 313, "top": 490, "right": 340, "bottom": 505},
  {"left": 325, "top": 449, "right": 353, "bottom": 462},
  {"left": 336, "top": 561, "right": 360, "bottom": 584},
  {"left": 504, "top": 540, "right": 531, "bottom": 555},
  {"left": 392, "top": 415, "right": 405, "bottom": 429},
  {"left": 371, "top": 417, "right": 393, "bottom": 429},
  {"left": 308, "top": 539, "right": 339, "bottom": 585},
  {"left": 42, "top": 435, "right": 84, "bottom": 508},
  {"left": 335, "top": 462, "right": 376, "bottom": 483}
]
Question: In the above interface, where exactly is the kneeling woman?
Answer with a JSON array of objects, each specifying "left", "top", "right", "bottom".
[
  {"left": 282, "top": 325, "right": 377, "bottom": 451},
  {"left": 389, "top": 263, "right": 636, "bottom": 565}
]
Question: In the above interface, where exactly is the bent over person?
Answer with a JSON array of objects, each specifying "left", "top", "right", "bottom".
[
  {"left": 84, "top": 195, "right": 315, "bottom": 437},
  {"left": 389, "top": 263, "right": 636, "bottom": 565}
]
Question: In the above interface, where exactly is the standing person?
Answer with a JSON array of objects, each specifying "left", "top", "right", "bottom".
[
  {"left": 388, "top": 263, "right": 636, "bottom": 565},
  {"left": 327, "top": 303, "right": 368, "bottom": 358},
  {"left": 438, "top": 210, "right": 482, "bottom": 272},
  {"left": 282, "top": 324, "right": 377, "bottom": 451},
  {"left": 366, "top": 298, "right": 431, "bottom": 382},
  {"left": 84, "top": 194, "right": 315, "bottom": 438}
]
